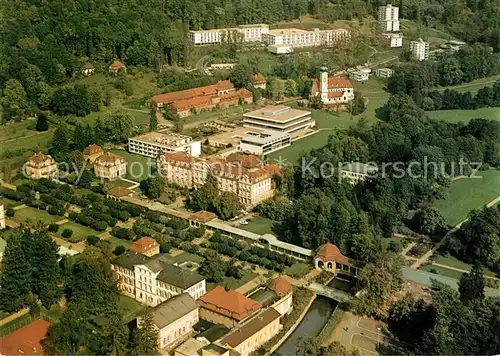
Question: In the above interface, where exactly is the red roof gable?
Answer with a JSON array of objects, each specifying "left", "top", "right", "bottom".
[
  {"left": 198, "top": 286, "right": 262, "bottom": 321},
  {"left": 315, "top": 243, "right": 349, "bottom": 264},
  {"left": 328, "top": 91, "right": 344, "bottom": 98},
  {"left": 270, "top": 277, "right": 292, "bottom": 296},
  {"left": 131, "top": 237, "right": 159, "bottom": 253}
]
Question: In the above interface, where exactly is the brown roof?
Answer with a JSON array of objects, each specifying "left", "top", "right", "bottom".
[
  {"left": 226, "top": 153, "right": 262, "bottom": 169},
  {"left": 152, "top": 80, "right": 235, "bottom": 104},
  {"left": 107, "top": 186, "right": 133, "bottom": 198},
  {"left": 165, "top": 151, "right": 193, "bottom": 165},
  {"left": 131, "top": 237, "right": 159, "bottom": 254},
  {"left": 190, "top": 210, "right": 217, "bottom": 223},
  {"left": 263, "top": 164, "right": 283, "bottom": 176},
  {"left": 328, "top": 91, "right": 345, "bottom": 98},
  {"left": 198, "top": 286, "right": 262, "bottom": 321},
  {"left": 172, "top": 95, "right": 213, "bottom": 111},
  {"left": 27, "top": 152, "right": 55, "bottom": 166},
  {"left": 109, "top": 60, "right": 125, "bottom": 70},
  {"left": 94, "top": 151, "right": 125, "bottom": 166},
  {"left": 315, "top": 243, "right": 349, "bottom": 265},
  {"left": 220, "top": 308, "right": 281, "bottom": 348},
  {"left": 312, "top": 77, "right": 353, "bottom": 94},
  {"left": 269, "top": 277, "right": 292, "bottom": 297},
  {"left": 251, "top": 74, "right": 266, "bottom": 85},
  {"left": 0, "top": 319, "right": 51, "bottom": 355},
  {"left": 83, "top": 143, "right": 103, "bottom": 155}
]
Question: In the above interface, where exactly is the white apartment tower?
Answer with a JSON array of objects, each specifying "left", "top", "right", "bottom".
[
  {"left": 379, "top": 4, "right": 400, "bottom": 32},
  {"left": 410, "top": 38, "right": 430, "bottom": 61}
]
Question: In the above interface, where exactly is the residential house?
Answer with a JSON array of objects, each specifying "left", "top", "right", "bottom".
[
  {"left": 375, "top": 68, "right": 394, "bottom": 78},
  {"left": 383, "top": 33, "right": 403, "bottom": 48},
  {"left": 25, "top": 152, "right": 57, "bottom": 180},
  {"left": 311, "top": 67, "right": 355, "bottom": 107},
  {"left": 251, "top": 74, "right": 267, "bottom": 90},
  {"left": 131, "top": 237, "right": 160, "bottom": 257},
  {"left": 409, "top": 39, "right": 430, "bottom": 61},
  {"left": 83, "top": 144, "right": 104, "bottom": 163},
  {"left": 197, "top": 286, "right": 262, "bottom": 328},
  {"left": 112, "top": 252, "right": 206, "bottom": 306},
  {"left": 109, "top": 60, "right": 126, "bottom": 73},
  {"left": 219, "top": 308, "right": 282, "bottom": 356},
  {"left": 82, "top": 62, "right": 95, "bottom": 76},
  {"left": 348, "top": 69, "right": 370, "bottom": 82},
  {"left": 138, "top": 293, "right": 199, "bottom": 350},
  {"left": 0, "top": 319, "right": 51, "bottom": 356},
  {"left": 93, "top": 151, "right": 127, "bottom": 179}
]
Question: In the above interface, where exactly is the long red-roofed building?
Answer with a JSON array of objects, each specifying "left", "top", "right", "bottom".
[
  {"left": 0, "top": 319, "right": 51, "bottom": 356},
  {"left": 151, "top": 80, "right": 253, "bottom": 118},
  {"left": 197, "top": 286, "right": 262, "bottom": 327}
]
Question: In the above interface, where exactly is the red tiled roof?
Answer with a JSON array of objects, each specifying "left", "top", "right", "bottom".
[
  {"left": 165, "top": 151, "right": 193, "bottom": 165},
  {"left": 226, "top": 153, "right": 262, "bottom": 169},
  {"left": 327, "top": 77, "right": 353, "bottom": 88},
  {"left": 172, "top": 95, "right": 213, "bottom": 111},
  {"left": 152, "top": 80, "right": 235, "bottom": 104},
  {"left": 94, "top": 151, "right": 125, "bottom": 166},
  {"left": 251, "top": 74, "right": 266, "bottom": 84},
  {"left": 131, "top": 237, "right": 159, "bottom": 253},
  {"left": 83, "top": 144, "right": 103, "bottom": 155},
  {"left": 269, "top": 277, "right": 292, "bottom": 297},
  {"left": 0, "top": 319, "right": 51, "bottom": 356},
  {"left": 198, "top": 286, "right": 262, "bottom": 321},
  {"left": 109, "top": 60, "right": 125, "bottom": 70},
  {"left": 190, "top": 210, "right": 217, "bottom": 223},
  {"left": 328, "top": 91, "right": 344, "bottom": 98},
  {"left": 315, "top": 243, "right": 349, "bottom": 265},
  {"left": 27, "top": 152, "right": 55, "bottom": 166}
]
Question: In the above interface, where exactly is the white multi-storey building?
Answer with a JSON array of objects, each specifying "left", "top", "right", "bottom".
[
  {"left": 189, "top": 24, "right": 269, "bottom": 45},
  {"left": 128, "top": 132, "right": 201, "bottom": 158},
  {"left": 112, "top": 253, "right": 206, "bottom": 307},
  {"left": 238, "top": 129, "right": 292, "bottom": 156},
  {"left": 383, "top": 33, "right": 403, "bottom": 47},
  {"left": 410, "top": 38, "right": 430, "bottom": 61},
  {"left": 243, "top": 106, "right": 315, "bottom": 135},
  {"left": 375, "top": 68, "right": 394, "bottom": 78},
  {"left": 378, "top": 4, "right": 400, "bottom": 32},
  {"left": 262, "top": 28, "right": 350, "bottom": 48}
]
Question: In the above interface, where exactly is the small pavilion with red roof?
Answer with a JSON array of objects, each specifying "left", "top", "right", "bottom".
[{"left": 314, "top": 242, "right": 359, "bottom": 276}]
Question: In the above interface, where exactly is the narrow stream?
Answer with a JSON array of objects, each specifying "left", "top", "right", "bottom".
[{"left": 272, "top": 296, "right": 337, "bottom": 356}]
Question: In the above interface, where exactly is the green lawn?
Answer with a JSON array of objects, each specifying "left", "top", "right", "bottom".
[
  {"left": 400, "top": 19, "right": 458, "bottom": 46},
  {"left": 438, "top": 74, "right": 500, "bottom": 94},
  {"left": 118, "top": 294, "right": 145, "bottom": 322},
  {"left": 427, "top": 107, "right": 500, "bottom": 123},
  {"left": 173, "top": 252, "right": 206, "bottom": 264},
  {"left": 207, "top": 270, "right": 258, "bottom": 291},
  {"left": 13, "top": 207, "right": 63, "bottom": 225},
  {"left": 434, "top": 254, "right": 498, "bottom": 277},
  {"left": 434, "top": 170, "right": 500, "bottom": 226},
  {"left": 267, "top": 129, "right": 335, "bottom": 164},
  {"left": 107, "top": 236, "right": 133, "bottom": 250},
  {"left": 56, "top": 221, "right": 99, "bottom": 242},
  {"left": 239, "top": 216, "right": 276, "bottom": 235},
  {"left": 284, "top": 263, "right": 312, "bottom": 278},
  {"left": 420, "top": 264, "right": 466, "bottom": 280},
  {"left": 110, "top": 149, "right": 154, "bottom": 182}
]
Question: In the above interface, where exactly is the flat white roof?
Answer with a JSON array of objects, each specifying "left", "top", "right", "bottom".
[
  {"left": 130, "top": 132, "right": 193, "bottom": 147},
  {"left": 243, "top": 105, "right": 311, "bottom": 123},
  {"left": 240, "top": 129, "right": 291, "bottom": 145}
]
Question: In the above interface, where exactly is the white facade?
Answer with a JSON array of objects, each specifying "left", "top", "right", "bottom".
[
  {"left": 238, "top": 129, "right": 292, "bottom": 156},
  {"left": 312, "top": 69, "right": 355, "bottom": 106},
  {"left": 262, "top": 28, "right": 350, "bottom": 48},
  {"left": 129, "top": 132, "right": 201, "bottom": 158},
  {"left": 383, "top": 33, "right": 403, "bottom": 47},
  {"left": 189, "top": 24, "right": 269, "bottom": 45},
  {"left": 375, "top": 68, "right": 394, "bottom": 78},
  {"left": 267, "top": 44, "right": 294, "bottom": 54},
  {"left": 243, "top": 106, "right": 315, "bottom": 134},
  {"left": 349, "top": 70, "right": 370, "bottom": 82},
  {"left": 156, "top": 308, "right": 198, "bottom": 349},
  {"left": 378, "top": 4, "right": 400, "bottom": 32},
  {"left": 0, "top": 202, "right": 5, "bottom": 229},
  {"left": 410, "top": 39, "right": 430, "bottom": 61},
  {"left": 271, "top": 293, "right": 293, "bottom": 316}
]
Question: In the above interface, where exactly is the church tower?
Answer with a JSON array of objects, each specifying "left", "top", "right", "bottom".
[{"left": 320, "top": 65, "right": 328, "bottom": 102}]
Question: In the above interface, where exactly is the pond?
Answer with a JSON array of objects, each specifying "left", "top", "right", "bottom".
[{"left": 272, "top": 296, "right": 337, "bottom": 356}]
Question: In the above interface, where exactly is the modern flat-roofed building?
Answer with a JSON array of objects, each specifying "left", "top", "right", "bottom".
[
  {"left": 243, "top": 105, "right": 315, "bottom": 135},
  {"left": 383, "top": 32, "right": 403, "bottom": 47},
  {"left": 262, "top": 28, "right": 350, "bottom": 48},
  {"left": 129, "top": 132, "right": 201, "bottom": 158},
  {"left": 189, "top": 24, "right": 269, "bottom": 45},
  {"left": 349, "top": 69, "right": 370, "bottom": 82},
  {"left": 378, "top": 4, "right": 400, "bottom": 32},
  {"left": 375, "top": 68, "right": 394, "bottom": 78},
  {"left": 238, "top": 129, "right": 292, "bottom": 156},
  {"left": 341, "top": 162, "right": 378, "bottom": 185},
  {"left": 410, "top": 38, "right": 430, "bottom": 61}
]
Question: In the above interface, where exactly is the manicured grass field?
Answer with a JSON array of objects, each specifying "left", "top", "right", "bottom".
[
  {"left": 106, "top": 236, "right": 132, "bottom": 250},
  {"left": 434, "top": 254, "right": 497, "bottom": 277},
  {"left": 13, "top": 207, "right": 63, "bottom": 225},
  {"left": 420, "top": 264, "right": 465, "bottom": 280},
  {"left": 267, "top": 129, "right": 335, "bottom": 164},
  {"left": 118, "top": 294, "right": 145, "bottom": 322},
  {"left": 427, "top": 107, "right": 500, "bottom": 123},
  {"left": 434, "top": 170, "right": 500, "bottom": 226},
  {"left": 438, "top": 74, "right": 500, "bottom": 94},
  {"left": 56, "top": 221, "right": 99, "bottom": 242},
  {"left": 284, "top": 263, "right": 312, "bottom": 278},
  {"left": 110, "top": 149, "right": 155, "bottom": 182},
  {"left": 174, "top": 252, "right": 206, "bottom": 264},
  {"left": 239, "top": 216, "right": 276, "bottom": 235},
  {"left": 207, "top": 270, "right": 258, "bottom": 291}
]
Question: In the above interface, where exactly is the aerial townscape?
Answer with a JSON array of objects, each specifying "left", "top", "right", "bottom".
[{"left": 1, "top": 0, "right": 500, "bottom": 355}]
